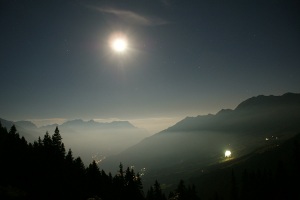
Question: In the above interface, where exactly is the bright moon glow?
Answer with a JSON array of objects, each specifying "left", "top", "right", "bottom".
[
  {"left": 112, "top": 38, "right": 127, "bottom": 53},
  {"left": 225, "top": 150, "right": 231, "bottom": 158}
]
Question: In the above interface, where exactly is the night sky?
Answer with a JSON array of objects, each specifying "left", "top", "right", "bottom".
[{"left": 1, "top": 0, "right": 300, "bottom": 133}]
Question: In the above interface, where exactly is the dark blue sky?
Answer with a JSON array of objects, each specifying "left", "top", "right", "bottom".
[{"left": 1, "top": 0, "right": 300, "bottom": 132}]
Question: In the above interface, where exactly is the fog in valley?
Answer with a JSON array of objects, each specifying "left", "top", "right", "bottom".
[
  {"left": 0, "top": 118, "right": 150, "bottom": 165},
  {"left": 1, "top": 0, "right": 300, "bottom": 199}
]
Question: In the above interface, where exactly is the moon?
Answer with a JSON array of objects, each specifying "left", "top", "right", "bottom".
[{"left": 111, "top": 38, "right": 128, "bottom": 53}]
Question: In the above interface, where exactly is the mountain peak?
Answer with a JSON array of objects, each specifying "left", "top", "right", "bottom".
[
  {"left": 235, "top": 92, "right": 300, "bottom": 111},
  {"left": 160, "top": 92, "right": 300, "bottom": 133},
  {"left": 216, "top": 109, "right": 233, "bottom": 115},
  {"left": 59, "top": 119, "right": 136, "bottom": 129},
  {"left": 15, "top": 120, "right": 37, "bottom": 129}
]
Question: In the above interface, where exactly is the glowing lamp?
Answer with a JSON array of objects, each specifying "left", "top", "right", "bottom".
[{"left": 225, "top": 150, "right": 231, "bottom": 158}]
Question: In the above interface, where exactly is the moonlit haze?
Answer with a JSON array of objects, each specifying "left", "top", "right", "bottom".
[
  {"left": 1, "top": 1, "right": 300, "bottom": 199},
  {"left": 1, "top": 0, "right": 300, "bottom": 133}
]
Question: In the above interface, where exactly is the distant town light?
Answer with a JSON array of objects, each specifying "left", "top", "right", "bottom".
[{"left": 225, "top": 150, "right": 231, "bottom": 158}]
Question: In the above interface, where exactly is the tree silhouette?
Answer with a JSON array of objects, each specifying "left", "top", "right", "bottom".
[
  {"left": 167, "top": 179, "right": 200, "bottom": 200},
  {"left": 86, "top": 160, "right": 102, "bottom": 197},
  {"left": 52, "top": 126, "right": 65, "bottom": 157},
  {"left": 43, "top": 131, "right": 52, "bottom": 146},
  {"left": 124, "top": 167, "right": 144, "bottom": 200},
  {"left": 11, "top": 123, "right": 300, "bottom": 200},
  {"left": 146, "top": 186, "right": 155, "bottom": 200},
  {"left": 9, "top": 124, "right": 17, "bottom": 135},
  {"left": 230, "top": 170, "right": 238, "bottom": 200},
  {"left": 153, "top": 180, "right": 166, "bottom": 200}
]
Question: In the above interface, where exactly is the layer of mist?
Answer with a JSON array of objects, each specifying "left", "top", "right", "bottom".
[
  {"left": 100, "top": 93, "right": 300, "bottom": 189},
  {"left": 0, "top": 118, "right": 150, "bottom": 165}
]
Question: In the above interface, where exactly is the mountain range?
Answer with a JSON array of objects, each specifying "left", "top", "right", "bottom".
[
  {"left": 0, "top": 118, "right": 138, "bottom": 136},
  {"left": 1, "top": 92, "right": 300, "bottom": 192},
  {"left": 0, "top": 118, "right": 149, "bottom": 164},
  {"left": 99, "top": 92, "right": 300, "bottom": 190}
]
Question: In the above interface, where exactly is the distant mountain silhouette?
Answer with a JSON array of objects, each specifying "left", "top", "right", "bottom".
[
  {"left": 0, "top": 118, "right": 14, "bottom": 129},
  {"left": 0, "top": 118, "right": 138, "bottom": 137},
  {"left": 235, "top": 92, "right": 300, "bottom": 110},
  {"left": 101, "top": 93, "right": 300, "bottom": 189},
  {"left": 0, "top": 118, "right": 37, "bottom": 141},
  {"left": 165, "top": 92, "right": 300, "bottom": 133},
  {"left": 59, "top": 119, "right": 136, "bottom": 130},
  {"left": 14, "top": 120, "right": 37, "bottom": 130},
  {"left": 0, "top": 117, "right": 149, "bottom": 165}
]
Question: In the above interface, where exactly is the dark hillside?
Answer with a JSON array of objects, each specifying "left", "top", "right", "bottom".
[
  {"left": 101, "top": 93, "right": 300, "bottom": 192},
  {"left": 186, "top": 132, "right": 300, "bottom": 200}
]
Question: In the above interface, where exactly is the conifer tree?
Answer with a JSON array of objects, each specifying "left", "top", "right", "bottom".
[
  {"left": 153, "top": 180, "right": 166, "bottom": 200},
  {"left": 146, "top": 186, "right": 155, "bottom": 200},
  {"left": 52, "top": 126, "right": 65, "bottom": 157},
  {"left": 43, "top": 131, "right": 52, "bottom": 146},
  {"left": 230, "top": 170, "right": 238, "bottom": 200},
  {"left": 135, "top": 172, "right": 144, "bottom": 198},
  {"left": 66, "top": 149, "right": 74, "bottom": 163},
  {"left": 9, "top": 124, "right": 17, "bottom": 135},
  {"left": 86, "top": 160, "right": 102, "bottom": 196},
  {"left": 176, "top": 180, "right": 187, "bottom": 200}
]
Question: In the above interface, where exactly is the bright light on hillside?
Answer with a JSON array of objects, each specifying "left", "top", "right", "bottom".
[{"left": 225, "top": 150, "right": 231, "bottom": 158}]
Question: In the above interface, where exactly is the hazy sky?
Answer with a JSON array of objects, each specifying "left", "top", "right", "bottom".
[{"left": 1, "top": 0, "right": 300, "bottom": 133}]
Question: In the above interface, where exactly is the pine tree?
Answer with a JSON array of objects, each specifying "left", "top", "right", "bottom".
[
  {"left": 52, "top": 126, "right": 65, "bottom": 157},
  {"left": 153, "top": 180, "right": 166, "bottom": 200},
  {"left": 66, "top": 149, "right": 74, "bottom": 164},
  {"left": 112, "top": 163, "right": 125, "bottom": 200},
  {"left": 230, "top": 169, "right": 238, "bottom": 200},
  {"left": 86, "top": 160, "right": 102, "bottom": 197},
  {"left": 241, "top": 169, "right": 250, "bottom": 200},
  {"left": 43, "top": 131, "right": 52, "bottom": 146},
  {"left": 187, "top": 184, "right": 199, "bottom": 200},
  {"left": 135, "top": 172, "right": 144, "bottom": 199},
  {"left": 124, "top": 167, "right": 144, "bottom": 200},
  {"left": 147, "top": 186, "right": 154, "bottom": 200},
  {"left": 9, "top": 124, "right": 17, "bottom": 135},
  {"left": 177, "top": 180, "right": 187, "bottom": 200},
  {"left": 119, "top": 163, "right": 124, "bottom": 178}
]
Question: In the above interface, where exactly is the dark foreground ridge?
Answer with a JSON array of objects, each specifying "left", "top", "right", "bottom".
[
  {"left": 0, "top": 124, "right": 199, "bottom": 200},
  {"left": 1, "top": 123, "right": 300, "bottom": 200},
  {"left": 1, "top": 92, "right": 300, "bottom": 199},
  {"left": 101, "top": 93, "right": 300, "bottom": 191}
]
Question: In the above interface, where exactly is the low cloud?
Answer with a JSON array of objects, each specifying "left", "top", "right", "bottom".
[
  {"left": 128, "top": 117, "right": 183, "bottom": 134},
  {"left": 95, "top": 117, "right": 182, "bottom": 134},
  {"left": 87, "top": 6, "right": 169, "bottom": 26},
  {"left": 29, "top": 116, "right": 181, "bottom": 134}
]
